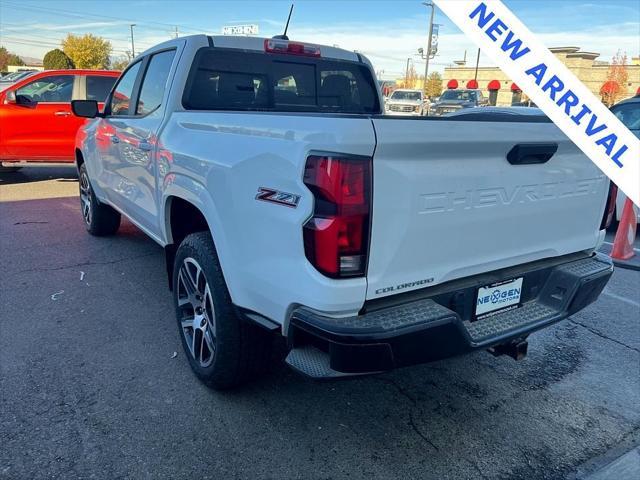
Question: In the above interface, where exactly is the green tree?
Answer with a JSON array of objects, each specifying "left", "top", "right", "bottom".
[
  {"left": 424, "top": 72, "right": 443, "bottom": 98},
  {"left": 0, "top": 47, "right": 8, "bottom": 71},
  {"left": 1, "top": 47, "right": 25, "bottom": 71},
  {"left": 8, "top": 53, "right": 25, "bottom": 66},
  {"left": 43, "top": 49, "right": 75, "bottom": 69},
  {"left": 62, "top": 33, "right": 112, "bottom": 69}
]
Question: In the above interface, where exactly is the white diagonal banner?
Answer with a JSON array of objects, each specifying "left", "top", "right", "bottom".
[{"left": 434, "top": 0, "right": 639, "bottom": 206}]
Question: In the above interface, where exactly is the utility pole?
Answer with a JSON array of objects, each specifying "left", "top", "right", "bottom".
[
  {"left": 422, "top": 2, "right": 435, "bottom": 91},
  {"left": 405, "top": 57, "right": 411, "bottom": 85},
  {"left": 173, "top": 26, "right": 179, "bottom": 39},
  {"left": 130, "top": 24, "right": 136, "bottom": 57},
  {"left": 473, "top": 47, "right": 481, "bottom": 81}
]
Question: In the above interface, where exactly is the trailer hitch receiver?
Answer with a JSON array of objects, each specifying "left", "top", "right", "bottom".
[{"left": 488, "top": 340, "right": 528, "bottom": 361}]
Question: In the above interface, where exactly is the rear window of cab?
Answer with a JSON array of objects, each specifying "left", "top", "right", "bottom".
[{"left": 182, "top": 48, "right": 380, "bottom": 114}]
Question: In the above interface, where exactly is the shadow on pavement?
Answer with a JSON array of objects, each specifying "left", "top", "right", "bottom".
[{"left": 0, "top": 165, "right": 77, "bottom": 186}]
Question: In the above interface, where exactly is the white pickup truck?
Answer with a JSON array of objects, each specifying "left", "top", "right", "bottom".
[{"left": 72, "top": 35, "right": 615, "bottom": 389}]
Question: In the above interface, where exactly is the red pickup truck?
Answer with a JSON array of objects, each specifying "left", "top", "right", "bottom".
[{"left": 0, "top": 69, "right": 119, "bottom": 169}]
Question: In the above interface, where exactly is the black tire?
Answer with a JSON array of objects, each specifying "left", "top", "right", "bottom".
[
  {"left": 78, "top": 163, "right": 121, "bottom": 236},
  {"left": 173, "top": 231, "right": 272, "bottom": 390}
]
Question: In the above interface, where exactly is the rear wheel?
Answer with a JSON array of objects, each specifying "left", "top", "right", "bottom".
[
  {"left": 79, "top": 163, "right": 121, "bottom": 236},
  {"left": 173, "top": 231, "right": 272, "bottom": 390}
]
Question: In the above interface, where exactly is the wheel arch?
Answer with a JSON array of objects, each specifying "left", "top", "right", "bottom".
[
  {"left": 162, "top": 177, "right": 233, "bottom": 296},
  {"left": 75, "top": 148, "right": 85, "bottom": 170}
]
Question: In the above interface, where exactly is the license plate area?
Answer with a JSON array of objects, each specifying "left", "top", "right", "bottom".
[{"left": 475, "top": 277, "right": 523, "bottom": 319}]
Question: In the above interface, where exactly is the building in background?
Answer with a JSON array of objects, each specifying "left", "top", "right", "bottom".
[
  {"left": 443, "top": 47, "right": 640, "bottom": 106},
  {"left": 7, "top": 56, "right": 44, "bottom": 73}
]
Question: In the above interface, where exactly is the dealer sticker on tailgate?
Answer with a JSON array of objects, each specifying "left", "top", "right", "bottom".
[{"left": 475, "top": 277, "right": 523, "bottom": 318}]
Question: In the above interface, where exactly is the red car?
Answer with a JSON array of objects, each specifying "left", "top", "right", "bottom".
[{"left": 0, "top": 69, "right": 120, "bottom": 168}]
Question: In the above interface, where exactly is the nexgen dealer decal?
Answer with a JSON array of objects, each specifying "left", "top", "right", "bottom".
[{"left": 434, "top": 0, "right": 640, "bottom": 207}]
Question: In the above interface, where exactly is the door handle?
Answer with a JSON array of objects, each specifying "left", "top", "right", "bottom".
[
  {"left": 506, "top": 143, "right": 558, "bottom": 165},
  {"left": 54, "top": 111, "right": 71, "bottom": 117},
  {"left": 111, "top": 136, "right": 120, "bottom": 144}
]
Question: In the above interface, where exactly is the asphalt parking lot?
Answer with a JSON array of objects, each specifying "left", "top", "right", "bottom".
[{"left": 1, "top": 167, "right": 639, "bottom": 480}]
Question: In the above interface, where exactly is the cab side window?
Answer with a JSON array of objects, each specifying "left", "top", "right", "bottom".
[
  {"left": 87, "top": 76, "right": 118, "bottom": 102},
  {"left": 110, "top": 62, "right": 142, "bottom": 116},
  {"left": 16, "top": 75, "right": 74, "bottom": 103},
  {"left": 136, "top": 50, "right": 176, "bottom": 115}
]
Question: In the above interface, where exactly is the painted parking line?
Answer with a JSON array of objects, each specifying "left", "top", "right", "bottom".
[{"left": 603, "top": 289, "right": 640, "bottom": 308}]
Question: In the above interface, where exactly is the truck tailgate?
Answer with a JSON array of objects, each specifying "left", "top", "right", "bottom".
[{"left": 366, "top": 117, "right": 608, "bottom": 300}]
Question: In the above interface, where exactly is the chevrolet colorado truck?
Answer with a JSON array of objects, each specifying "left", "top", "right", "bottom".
[{"left": 72, "top": 35, "right": 615, "bottom": 389}]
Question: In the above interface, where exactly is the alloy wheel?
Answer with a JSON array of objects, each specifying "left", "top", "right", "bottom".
[
  {"left": 79, "top": 170, "right": 92, "bottom": 225},
  {"left": 177, "top": 257, "right": 216, "bottom": 367}
]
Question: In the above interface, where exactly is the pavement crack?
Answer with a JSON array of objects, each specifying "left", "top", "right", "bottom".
[
  {"left": 569, "top": 319, "right": 640, "bottom": 354},
  {"left": 466, "top": 458, "right": 489, "bottom": 480},
  {"left": 374, "top": 377, "right": 439, "bottom": 451},
  {"left": 374, "top": 377, "right": 417, "bottom": 405},
  {"left": 409, "top": 410, "right": 439, "bottom": 451},
  {"left": 13, "top": 221, "right": 49, "bottom": 225},
  {"left": 13, "top": 252, "right": 158, "bottom": 275}
]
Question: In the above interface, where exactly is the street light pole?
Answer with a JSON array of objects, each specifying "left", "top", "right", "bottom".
[
  {"left": 130, "top": 24, "right": 136, "bottom": 58},
  {"left": 473, "top": 47, "right": 481, "bottom": 81},
  {"left": 422, "top": 2, "right": 435, "bottom": 92}
]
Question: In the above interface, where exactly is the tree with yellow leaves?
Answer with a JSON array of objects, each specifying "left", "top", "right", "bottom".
[
  {"left": 424, "top": 72, "right": 443, "bottom": 98},
  {"left": 62, "top": 34, "right": 112, "bottom": 70},
  {"left": 600, "top": 51, "right": 628, "bottom": 107}
]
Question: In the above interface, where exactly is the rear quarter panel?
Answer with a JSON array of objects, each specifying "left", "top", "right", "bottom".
[{"left": 159, "top": 112, "right": 376, "bottom": 326}]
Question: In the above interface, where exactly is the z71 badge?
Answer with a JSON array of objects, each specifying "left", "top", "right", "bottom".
[{"left": 255, "top": 187, "right": 301, "bottom": 208}]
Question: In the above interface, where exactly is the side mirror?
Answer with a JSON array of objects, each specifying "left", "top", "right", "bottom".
[
  {"left": 72, "top": 100, "right": 100, "bottom": 118},
  {"left": 4, "top": 90, "right": 16, "bottom": 105}
]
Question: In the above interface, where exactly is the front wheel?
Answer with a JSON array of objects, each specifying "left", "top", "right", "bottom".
[
  {"left": 173, "top": 231, "right": 272, "bottom": 390},
  {"left": 78, "top": 163, "right": 121, "bottom": 236}
]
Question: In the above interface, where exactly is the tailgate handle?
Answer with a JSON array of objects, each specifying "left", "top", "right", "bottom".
[{"left": 507, "top": 143, "right": 558, "bottom": 165}]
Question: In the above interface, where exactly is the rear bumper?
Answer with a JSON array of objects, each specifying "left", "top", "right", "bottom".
[{"left": 286, "top": 253, "right": 613, "bottom": 377}]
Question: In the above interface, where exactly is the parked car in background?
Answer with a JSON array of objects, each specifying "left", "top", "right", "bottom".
[
  {"left": 429, "top": 88, "right": 489, "bottom": 116},
  {"left": 609, "top": 94, "right": 640, "bottom": 224},
  {"left": 0, "top": 70, "right": 38, "bottom": 90},
  {"left": 385, "top": 88, "right": 429, "bottom": 115},
  {"left": 512, "top": 99, "right": 538, "bottom": 107},
  {"left": 72, "top": 34, "right": 613, "bottom": 390},
  {"left": 0, "top": 69, "right": 119, "bottom": 170}
]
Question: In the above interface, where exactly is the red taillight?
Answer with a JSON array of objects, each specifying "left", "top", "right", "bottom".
[
  {"left": 303, "top": 154, "right": 371, "bottom": 278},
  {"left": 600, "top": 181, "right": 618, "bottom": 230},
  {"left": 264, "top": 38, "right": 321, "bottom": 57}
]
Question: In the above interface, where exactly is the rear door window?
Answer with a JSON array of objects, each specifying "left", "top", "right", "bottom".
[
  {"left": 183, "top": 48, "right": 379, "bottom": 113},
  {"left": 136, "top": 50, "right": 176, "bottom": 115},
  {"left": 86, "top": 75, "right": 117, "bottom": 102}
]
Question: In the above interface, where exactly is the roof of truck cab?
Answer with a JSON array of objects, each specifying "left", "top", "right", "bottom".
[{"left": 139, "top": 34, "right": 362, "bottom": 63}]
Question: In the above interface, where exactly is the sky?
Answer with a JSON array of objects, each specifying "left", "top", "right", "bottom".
[{"left": 1, "top": 0, "right": 639, "bottom": 78}]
